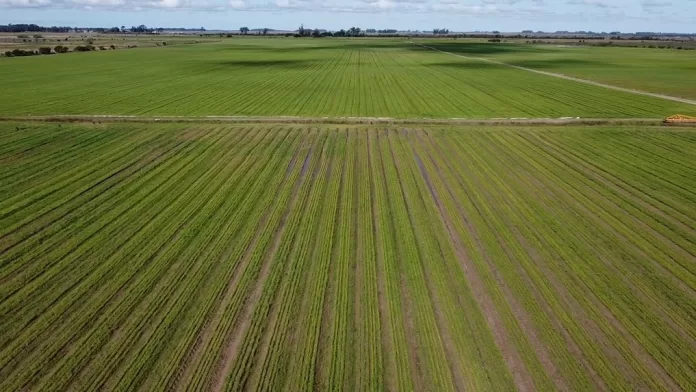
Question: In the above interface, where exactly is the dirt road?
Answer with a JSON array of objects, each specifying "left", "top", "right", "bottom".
[
  {"left": 0, "top": 115, "right": 666, "bottom": 126},
  {"left": 416, "top": 44, "right": 696, "bottom": 106}
]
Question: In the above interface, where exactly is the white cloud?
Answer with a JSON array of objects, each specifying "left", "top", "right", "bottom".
[
  {"left": 566, "top": 0, "right": 615, "bottom": 8},
  {"left": 0, "top": 0, "right": 205, "bottom": 8},
  {"left": 641, "top": 0, "right": 671, "bottom": 6},
  {"left": 155, "top": 0, "right": 181, "bottom": 7},
  {"left": 483, "top": 0, "right": 522, "bottom": 4},
  {"left": 70, "top": 0, "right": 125, "bottom": 5},
  {"left": 0, "top": 0, "right": 52, "bottom": 6},
  {"left": 0, "top": 0, "right": 689, "bottom": 23}
]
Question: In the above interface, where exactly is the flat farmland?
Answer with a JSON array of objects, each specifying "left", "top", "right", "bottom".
[
  {"left": 0, "top": 32, "right": 221, "bottom": 52},
  {"left": 0, "top": 38, "right": 694, "bottom": 118},
  {"left": 1, "top": 122, "right": 694, "bottom": 391}
]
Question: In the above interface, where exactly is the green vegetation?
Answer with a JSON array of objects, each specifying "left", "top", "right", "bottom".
[
  {"left": 417, "top": 40, "right": 696, "bottom": 100},
  {"left": 0, "top": 38, "right": 694, "bottom": 118},
  {"left": 1, "top": 35, "right": 695, "bottom": 391},
  {"left": 0, "top": 121, "right": 694, "bottom": 391}
]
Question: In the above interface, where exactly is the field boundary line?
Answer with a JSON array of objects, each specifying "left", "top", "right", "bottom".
[
  {"left": 0, "top": 115, "right": 671, "bottom": 126},
  {"left": 415, "top": 43, "right": 696, "bottom": 106}
]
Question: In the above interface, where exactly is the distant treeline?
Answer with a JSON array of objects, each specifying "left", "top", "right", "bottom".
[
  {"left": 219, "top": 25, "right": 696, "bottom": 41},
  {"left": 0, "top": 24, "right": 72, "bottom": 33},
  {"left": 3, "top": 23, "right": 693, "bottom": 40},
  {"left": 0, "top": 24, "right": 205, "bottom": 34}
]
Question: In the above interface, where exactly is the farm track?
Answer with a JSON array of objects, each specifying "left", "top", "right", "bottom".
[
  {"left": 1, "top": 122, "right": 694, "bottom": 391},
  {"left": 416, "top": 44, "right": 696, "bottom": 106},
  {"left": 0, "top": 114, "right": 670, "bottom": 126}
]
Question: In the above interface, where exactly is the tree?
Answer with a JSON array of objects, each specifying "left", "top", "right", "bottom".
[
  {"left": 239, "top": 26, "right": 249, "bottom": 35},
  {"left": 298, "top": 24, "right": 311, "bottom": 37},
  {"left": 10, "top": 48, "right": 38, "bottom": 56},
  {"left": 263, "top": 28, "right": 269, "bottom": 35},
  {"left": 129, "top": 24, "right": 151, "bottom": 33},
  {"left": 0, "top": 24, "right": 69, "bottom": 33},
  {"left": 74, "top": 45, "right": 95, "bottom": 52},
  {"left": 38, "top": 47, "right": 52, "bottom": 54},
  {"left": 347, "top": 27, "right": 361, "bottom": 37}
]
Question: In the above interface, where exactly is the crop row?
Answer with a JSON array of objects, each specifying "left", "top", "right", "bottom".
[{"left": 0, "top": 122, "right": 694, "bottom": 391}]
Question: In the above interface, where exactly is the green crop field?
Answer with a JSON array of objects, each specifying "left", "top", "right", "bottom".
[
  {"left": 2, "top": 35, "right": 696, "bottom": 391},
  {"left": 1, "top": 38, "right": 694, "bottom": 118},
  {"left": 415, "top": 40, "right": 696, "bottom": 101},
  {"left": 1, "top": 121, "right": 694, "bottom": 391}
]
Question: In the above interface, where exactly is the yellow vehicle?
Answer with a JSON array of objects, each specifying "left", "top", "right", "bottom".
[{"left": 664, "top": 114, "right": 696, "bottom": 124}]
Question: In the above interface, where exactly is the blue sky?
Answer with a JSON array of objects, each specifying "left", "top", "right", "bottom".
[{"left": 1, "top": 0, "right": 695, "bottom": 32}]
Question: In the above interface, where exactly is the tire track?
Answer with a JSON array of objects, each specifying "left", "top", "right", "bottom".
[
  {"left": 367, "top": 131, "right": 398, "bottom": 392},
  {"left": 210, "top": 137, "right": 315, "bottom": 392},
  {"left": 314, "top": 131, "right": 347, "bottom": 390},
  {"left": 419, "top": 130, "right": 536, "bottom": 392},
  {"left": 280, "top": 130, "right": 339, "bottom": 391},
  {"left": 493, "top": 132, "right": 687, "bottom": 389},
  {"left": 395, "top": 132, "right": 467, "bottom": 392},
  {"left": 447, "top": 135, "right": 574, "bottom": 391},
  {"left": 376, "top": 129, "right": 425, "bottom": 391},
  {"left": 245, "top": 132, "right": 330, "bottom": 391},
  {"left": 171, "top": 130, "right": 303, "bottom": 392}
]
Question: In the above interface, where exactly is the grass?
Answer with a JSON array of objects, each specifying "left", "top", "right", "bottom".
[
  {"left": 0, "top": 38, "right": 694, "bottom": 118},
  {"left": 1, "top": 121, "right": 694, "bottom": 391}
]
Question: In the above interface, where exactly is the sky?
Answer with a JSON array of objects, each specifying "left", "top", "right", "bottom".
[{"left": 1, "top": 0, "right": 695, "bottom": 33}]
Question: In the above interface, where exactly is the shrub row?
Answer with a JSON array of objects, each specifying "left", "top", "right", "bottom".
[{"left": 3, "top": 44, "right": 117, "bottom": 57}]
